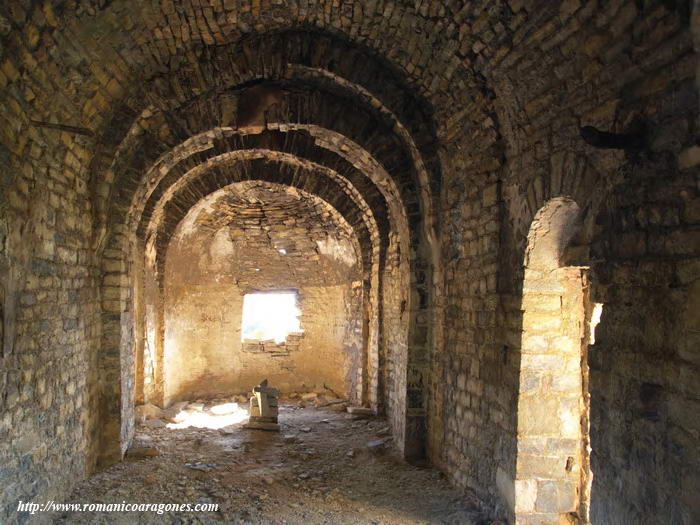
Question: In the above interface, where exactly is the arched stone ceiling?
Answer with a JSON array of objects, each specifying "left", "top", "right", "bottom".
[
  {"left": 134, "top": 130, "right": 391, "bottom": 243},
  {"left": 0, "top": 1, "right": 523, "bottom": 243},
  {"left": 40, "top": 1, "right": 498, "bottom": 130},
  {"left": 168, "top": 179, "right": 364, "bottom": 288},
  {"left": 145, "top": 154, "right": 380, "bottom": 279},
  {"left": 94, "top": 54, "right": 438, "bottom": 260},
  {"left": 0, "top": 1, "right": 521, "bottom": 309}
]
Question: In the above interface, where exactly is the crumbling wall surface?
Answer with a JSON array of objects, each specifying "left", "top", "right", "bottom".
[
  {"left": 0, "top": 1, "right": 422, "bottom": 522},
  {"left": 1, "top": 0, "right": 699, "bottom": 523},
  {"left": 0, "top": 115, "right": 101, "bottom": 522},
  {"left": 163, "top": 182, "right": 362, "bottom": 402},
  {"left": 433, "top": 1, "right": 700, "bottom": 522},
  {"left": 379, "top": 233, "right": 409, "bottom": 452},
  {"left": 498, "top": 5, "right": 699, "bottom": 524},
  {"left": 437, "top": 149, "right": 505, "bottom": 505},
  {"left": 586, "top": 164, "right": 700, "bottom": 524}
]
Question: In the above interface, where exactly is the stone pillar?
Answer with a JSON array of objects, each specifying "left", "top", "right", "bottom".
[{"left": 514, "top": 267, "right": 588, "bottom": 523}]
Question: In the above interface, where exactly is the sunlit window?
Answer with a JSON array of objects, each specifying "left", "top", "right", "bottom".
[
  {"left": 241, "top": 291, "right": 302, "bottom": 343},
  {"left": 589, "top": 302, "right": 604, "bottom": 344}
]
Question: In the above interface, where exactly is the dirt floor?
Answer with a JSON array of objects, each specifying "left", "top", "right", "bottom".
[{"left": 55, "top": 398, "right": 487, "bottom": 525}]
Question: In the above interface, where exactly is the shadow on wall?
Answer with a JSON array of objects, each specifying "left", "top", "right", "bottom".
[{"left": 585, "top": 168, "right": 700, "bottom": 524}]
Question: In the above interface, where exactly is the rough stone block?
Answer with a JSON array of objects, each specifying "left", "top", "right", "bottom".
[
  {"left": 514, "top": 478, "right": 538, "bottom": 513},
  {"left": 550, "top": 372, "right": 581, "bottom": 392},
  {"left": 518, "top": 396, "right": 561, "bottom": 435},
  {"left": 521, "top": 294, "right": 561, "bottom": 312},
  {"left": 520, "top": 354, "right": 567, "bottom": 372},
  {"left": 678, "top": 145, "right": 700, "bottom": 169},
  {"left": 522, "top": 312, "right": 561, "bottom": 332},
  {"left": 551, "top": 336, "right": 579, "bottom": 355},
  {"left": 483, "top": 184, "right": 498, "bottom": 206},
  {"left": 517, "top": 454, "right": 569, "bottom": 480},
  {"left": 521, "top": 334, "right": 549, "bottom": 351},
  {"left": 535, "top": 480, "right": 577, "bottom": 513}
]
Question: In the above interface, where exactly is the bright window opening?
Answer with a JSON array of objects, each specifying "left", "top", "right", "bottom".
[
  {"left": 241, "top": 291, "right": 302, "bottom": 343},
  {"left": 589, "top": 302, "right": 604, "bottom": 344}
]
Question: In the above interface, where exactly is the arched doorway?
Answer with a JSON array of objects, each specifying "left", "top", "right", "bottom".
[{"left": 514, "top": 197, "right": 599, "bottom": 523}]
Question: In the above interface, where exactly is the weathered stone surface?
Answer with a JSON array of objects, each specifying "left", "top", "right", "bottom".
[
  {"left": 162, "top": 181, "right": 364, "bottom": 401},
  {"left": 143, "top": 419, "right": 167, "bottom": 429},
  {"left": 125, "top": 445, "right": 159, "bottom": 459},
  {"left": 0, "top": 2, "right": 698, "bottom": 525},
  {"left": 534, "top": 480, "right": 577, "bottom": 513},
  {"left": 347, "top": 407, "right": 374, "bottom": 416},
  {"left": 135, "top": 404, "right": 163, "bottom": 421}
]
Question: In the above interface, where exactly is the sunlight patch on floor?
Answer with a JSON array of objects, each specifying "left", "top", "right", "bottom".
[{"left": 166, "top": 402, "right": 249, "bottom": 429}]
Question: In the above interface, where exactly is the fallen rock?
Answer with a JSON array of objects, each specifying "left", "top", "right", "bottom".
[
  {"left": 185, "top": 462, "right": 217, "bottom": 472},
  {"left": 301, "top": 392, "right": 318, "bottom": 401},
  {"left": 126, "top": 445, "right": 159, "bottom": 459},
  {"left": 143, "top": 418, "right": 166, "bottom": 428},
  {"left": 144, "top": 474, "right": 157, "bottom": 484},
  {"left": 162, "top": 401, "right": 188, "bottom": 419},
  {"left": 347, "top": 406, "right": 373, "bottom": 417},
  {"left": 169, "top": 413, "right": 188, "bottom": 424},
  {"left": 377, "top": 426, "right": 391, "bottom": 436},
  {"left": 366, "top": 439, "right": 386, "bottom": 455},
  {"left": 319, "top": 398, "right": 345, "bottom": 407},
  {"left": 313, "top": 395, "right": 329, "bottom": 406},
  {"left": 136, "top": 404, "right": 163, "bottom": 420}
]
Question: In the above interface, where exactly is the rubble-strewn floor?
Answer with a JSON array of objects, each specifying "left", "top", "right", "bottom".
[{"left": 57, "top": 400, "right": 486, "bottom": 525}]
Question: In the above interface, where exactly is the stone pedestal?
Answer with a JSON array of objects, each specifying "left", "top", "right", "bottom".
[{"left": 244, "top": 379, "right": 280, "bottom": 431}]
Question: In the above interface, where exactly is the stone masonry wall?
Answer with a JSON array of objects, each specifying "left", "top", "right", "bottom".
[
  {"left": 435, "top": 147, "right": 506, "bottom": 513},
  {"left": 379, "top": 233, "right": 409, "bottom": 454},
  {"left": 161, "top": 181, "right": 363, "bottom": 403},
  {"left": 0, "top": 111, "right": 102, "bottom": 523},
  {"left": 1, "top": 1, "right": 699, "bottom": 523},
  {"left": 587, "top": 164, "right": 700, "bottom": 524},
  {"left": 432, "top": 1, "right": 700, "bottom": 522},
  {"left": 0, "top": 1, "right": 444, "bottom": 509},
  {"left": 515, "top": 264, "right": 589, "bottom": 523},
  {"left": 489, "top": 3, "right": 700, "bottom": 520}
]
